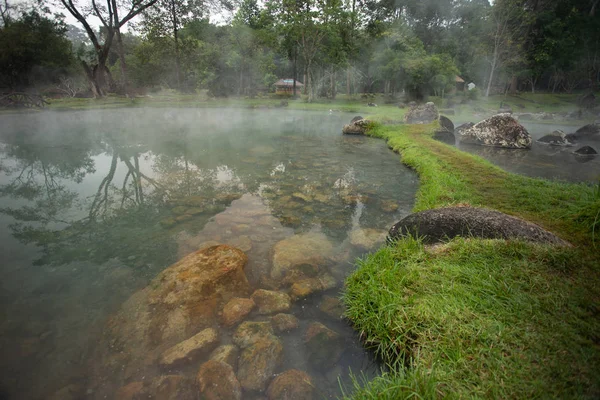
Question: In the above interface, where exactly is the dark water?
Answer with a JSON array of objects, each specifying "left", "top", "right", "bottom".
[
  {"left": 0, "top": 108, "right": 418, "bottom": 399},
  {"left": 453, "top": 121, "right": 600, "bottom": 183}
]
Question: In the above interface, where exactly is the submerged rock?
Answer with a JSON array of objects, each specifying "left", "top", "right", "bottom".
[
  {"left": 115, "top": 376, "right": 196, "bottom": 400},
  {"left": 271, "top": 313, "right": 299, "bottom": 332},
  {"left": 404, "top": 102, "right": 439, "bottom": 124},
  {"left": 304, "top": 322, "right": 344, "bottom": 367},
  {"left": 159, "top": 327, "right": 219, "bottom": 368},
  {"left": 289, "top": 274, "right": 337, "bottom": 300},
  {"left": 537, "top": 133, "right": 573, "bottom": 147},
  {"left": 197, "top": 360, "right": 242, "bottom": 400},
  {"left": 380, "top": 200, "right": 399, "bottom": 213},
  {"left": 221, "top": 297, "right": 256, "bottom": 327},
  {"left": 90, "top": 245, "right": 249, "bottom": 393},
  {"left": 318, "top": 296, "right": 345, "bottom": 320},
  {"left": 233, "top": 321, "right": 274, "bottom": 349},
  {"left": 271, "top": 233, "right": 334, "bottom": 281},
  {"left": 349, "top": 228, "right": 387, "bottom": 250},
  {"left": 455, "top": 114, "right": 532, "bottom": 149},
  {"left": 238, "top": 336, "right": 283, "bottom": 392},
  {"left": 251, "top": 289, "right": 291, "bottom": 314},
  {"left": 574, "top": 146, "right": 598, "bottom": 155},
  {"left": 209, "top": 344, "right": 239, "bottom": 369},
  {"left": 388, "top": 206, "right": 569, "bottom": 246},
  {"left": 266, "top": 369, "right": 315, "bottom": 400}
]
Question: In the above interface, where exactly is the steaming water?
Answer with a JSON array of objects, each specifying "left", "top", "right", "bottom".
[
  {"left": 455, "top": 121, "right": 600, "bottom": 183},
  {"left": 0, "top": 108, "right": 418, "bottom": 399}
]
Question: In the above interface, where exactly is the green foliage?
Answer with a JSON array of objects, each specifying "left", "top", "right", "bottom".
[
  {"left": 0, "top": 10, "right": 74, "bottom": 89},
  {"left": 466, "top": 87, "right": 480, "bottom": 100}
]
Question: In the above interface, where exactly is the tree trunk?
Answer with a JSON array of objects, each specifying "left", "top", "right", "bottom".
[
  {"left": 307, "top": 63, "right": 314, "bottom": 102},
  {"left": 82, "top": 61, "right": 101, "bottom": 98},
  {"left": 485, "top": 54, "right": 497, "bottom": 97},
  {"left": 111, "top": 0, "right": 129, "bottom": 96},
  {"left": 509, "top": 75, "right": 518, "bottom": 95},
  {"left": 331, "top": 69, "right": 336, "bottom": 99},
  {"left": 303, "top": 71, "right": 307, "bottom": 95},
  {"left": 115, "top": 27, "right": 130, "bottom": 96},
  {"left": 346, "top": 68, "right": 351, "bottom": 96},
  {"left": 292, "top": 48, "right": 297, "bottom": 97},
  {"left": 171, "top": 0, "right": 181, "bottom": 91}
]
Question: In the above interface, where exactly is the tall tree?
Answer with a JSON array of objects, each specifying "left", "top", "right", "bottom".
[
  {"left": 483, "top": 0, "right": 529, "bottom": 97},
  {"left": 0, "top": 10, "right": 74, "bottom": 89},
  {"left": 57, "top": 0, "right": 159, "bottom": 96},
  {"left": 140, "top": 0, "right": 207, "bottom": 90}
]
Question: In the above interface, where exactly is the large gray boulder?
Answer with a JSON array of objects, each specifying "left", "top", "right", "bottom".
[
  {"left": 342, "top": 118, "right": 371, "bottom": 135},
  {"left": 455, "top": 114, "right": 532, "bottom": 149},
  {"left": 388, "top": 207, "right": 569, "bottom": 246},
  {"left": 404, "top": 102, "right": 439, "bottom": 124},
  {"left": 571, "top": 123, "right": 600, "bottom": 140},
  {"left": 537, "top": 130, "right": 573, "bottom": 147}
]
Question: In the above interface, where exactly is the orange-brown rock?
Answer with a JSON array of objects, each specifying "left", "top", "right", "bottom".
[
  {"left": 115, "top": 382, "right": 144, "bottom": 400},
  {"left": 90, "top": 245, "right": 249, "bottom": 398},
  {"left": 304, "top": 322, "right": 343, "bottom": 367},
  {"left": 266, "top": 369, "right": 314, "bottom": 400},
  {"left": 251, "top": 289, "right": 291, "bottom": 314},
  {"left": 221, "top": 297, "right": 256, "bottom": 327},
  {"left": 271, "top": 313, "right": 299, "bottom": 333},
  {"left": 197, "top": 360, "right": 242, "bottom": 400},
  {"left": 238, "top": 336, "right": 283, "bottom": 391}
]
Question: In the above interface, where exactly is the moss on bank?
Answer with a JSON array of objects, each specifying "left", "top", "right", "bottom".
[{"left": 342, "top": 122, "right": 600, "bottom": 399}]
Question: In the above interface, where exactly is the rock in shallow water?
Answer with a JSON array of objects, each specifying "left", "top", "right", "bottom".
[
  {"left": 349, "top": 228, "right": 387, "bottom": 250},
  {"left": 209, "top": 344, "right": 239, "bottom": 369},
  {"left": 197, "top": 360, "right": 242, "bottom": 400},
  {"left": 267, "top": 369, "right": 315, "bottom": 400},
  {"left": 271, "top": 233, "right": 334, "bottom": 281},
  {"left": 251, "top": 289, "right": 291, "bottom": 314},
  {"left": 574, "top": 145, "right": 598, "bottom": 155},
  {"left": 221, "top": 297, "right": 256, "bottom": 327},
  {"left": 90, "top": 245, "right": 249, "bottom": 394},
  {"left": 304, "top": 322, "right": 344, "bottom": 367},
  {"left": 404, "top": 102, "right": 439, "bottom": 124},
  {"left": 342, "top": 118, "right": 371, "bottom": 135},
  {"left": 233, "top": 321, "right": 274, "bottom": 349},
  {"left": 456, "top": 114, "right": 532, "bottom": 149},
  {"left": 271, "top": 313, "right": 299, "bottom": 332},
  {"left": 289, "top": 274, "right": 337, "bottom": 300},
  {"left": 238, "top": 336, "right": 283, "bottom": 392},
  {"left": 159, "top": 327, "right": 219, "bottom": 368}
]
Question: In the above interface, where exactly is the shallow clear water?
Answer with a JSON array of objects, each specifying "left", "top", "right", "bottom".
[
  {"left": 0, "top": 108, "right": 418, "bottom": 399},
  {"left": 453, "top": 121, "right": 600, "bottom": 183}
]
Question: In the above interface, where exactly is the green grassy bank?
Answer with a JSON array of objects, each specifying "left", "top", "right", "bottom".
[{"left": 342, "top": 122, "right": 600, "bottom": 399}]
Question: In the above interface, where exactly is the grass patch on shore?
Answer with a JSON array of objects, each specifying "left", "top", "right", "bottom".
[{"left": 342, "top": 122, "right": 600, "bottom": 399}]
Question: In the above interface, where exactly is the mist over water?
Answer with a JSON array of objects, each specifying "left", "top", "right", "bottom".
[
  {"left": 452, "top": 119, "right": 600, "bottom": 183},
  {"left": 0, "top": 108, "right": 418, "bottom": 399}
]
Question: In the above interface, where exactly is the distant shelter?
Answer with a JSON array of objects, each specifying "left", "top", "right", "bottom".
[
  {"left": 274, "top": 79, "right": 304, "bottom": 95},
  {"left": 455, "top": 76, "right": 465, "bottom": 91}
]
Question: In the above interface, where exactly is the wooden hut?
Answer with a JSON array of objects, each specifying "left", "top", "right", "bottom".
[
  {"left": 274, "top": 79, "right": 304, "bottom": 95},
  {"left": 455, "top": 76, "right": 466, "bottom": 91}
]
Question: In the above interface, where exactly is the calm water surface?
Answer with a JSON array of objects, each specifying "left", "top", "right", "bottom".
[
  {"left": 0, "top": 108, "right": 418, "bottom": 399},
  {"left": 453, "top": 120, "right": 600, "bottom": 182}
]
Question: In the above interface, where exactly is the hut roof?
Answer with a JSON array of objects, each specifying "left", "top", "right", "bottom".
[
  {"left": 274, "top": 79, "right": 304, "bottom": 87},
  {"left": 455, "top": 76, "right": 465, "bottom": 83}
]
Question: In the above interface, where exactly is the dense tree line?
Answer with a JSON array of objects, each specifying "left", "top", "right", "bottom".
[{"left": 1, "top": 0, "right": 598, "bottom": 100}]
